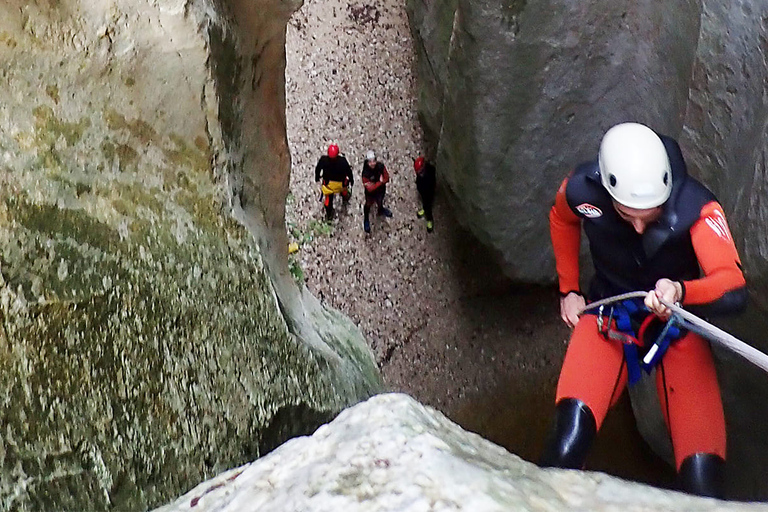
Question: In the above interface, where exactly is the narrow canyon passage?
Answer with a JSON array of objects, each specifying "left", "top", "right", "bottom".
[{"left": 284, "top": 0, "right": 676, "bottom": 490}]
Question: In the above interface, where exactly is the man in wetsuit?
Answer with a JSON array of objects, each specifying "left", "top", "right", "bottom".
[
  {"left": 414, "top": 156, "right": 436, "bottom": 233},
  {"left": 542, "top": 122, "right": 747, "bottom": 498},
  {"left": 315, "top": 143, "right": 354, "bottom": 220},
  {"left": 361, "top": 149, "right": 392, "bottom": 233}
]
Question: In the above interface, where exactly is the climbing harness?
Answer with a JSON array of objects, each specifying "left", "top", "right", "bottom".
[
  {"left": 582, "top": 291, "right": 768, "bottom": 374},
  {"left": 594, "top": 298, "right": 683, "bottom": 385}
]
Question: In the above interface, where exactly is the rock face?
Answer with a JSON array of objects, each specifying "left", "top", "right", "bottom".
[
  {"left": 409, "top": 0, "right": 768, "bottom": 295},
  {"left": 407, "top": 0, "right": 702, "bottom": 282},
  {"left": 680, "top": 1, "right": 768, "bottom": 308},
  {"left": 0, "top": 1, "right": 379, "bottom": 510},
  {"left": 154, "top": 393, "right": 768, "bottom": 512}
]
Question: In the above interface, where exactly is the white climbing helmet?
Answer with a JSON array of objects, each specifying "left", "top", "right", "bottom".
[
  {"left": 366, "top": 150, "right": 376, "bottom": 161},
  {"left": 598, "top": 123, "right": 672, "bottom": 209}
]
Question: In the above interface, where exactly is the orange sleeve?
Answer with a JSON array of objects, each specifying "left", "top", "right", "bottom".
[
  {"left": 681, "top": 201, "right": 746, "bottom": 305},
  {"left": 549, "top": 177, "right": 582, "bottom": 295}
]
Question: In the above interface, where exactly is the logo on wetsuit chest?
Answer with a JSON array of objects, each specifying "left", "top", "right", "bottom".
[{"left": 576, "top": 203, "right": 603, "bottom": 218}]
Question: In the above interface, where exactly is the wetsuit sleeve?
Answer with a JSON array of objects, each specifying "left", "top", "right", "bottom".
[
  {"left": 315, "top": 159, "right": 323, "bottom": 182},
  {"left": 682, "top": 201, "right": 746, "bottom": 307},
  {"left": 549, "top": 177, "right": 582, "bottom": 296}
]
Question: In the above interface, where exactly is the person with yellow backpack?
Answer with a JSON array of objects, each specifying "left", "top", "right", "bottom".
[{"left": 315, "top": 143, "right": 354, "bottom": 220}]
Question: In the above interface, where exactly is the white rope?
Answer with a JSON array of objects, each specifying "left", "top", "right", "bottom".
[
  {"left": 578, "top": 291, "right": 768, "bottom": 374},
  {"left": 580, "top": 291, "right": 649, "bottom": 313}
]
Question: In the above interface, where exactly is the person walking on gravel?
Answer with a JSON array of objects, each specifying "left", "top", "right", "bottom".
[
  {"left": 413, "top": 156, "right": 436, "bottom": 233},
  {"left": 361, "top": 150, "right": 392, "bottom": 233},
  {"left": 542, "top": 122, "right": 747, "bottom": 499},
  {"left": 315, "top": 143, "right": 353, "bottom": 220}
]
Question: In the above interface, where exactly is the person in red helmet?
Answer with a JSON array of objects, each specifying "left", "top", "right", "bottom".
[
  {"left": 361, "top": 150, "right": 392, "bottom": 233},
  {"left": 315, "top": 143, "right": 354, "bottom": 220},
  {"left": 413, "top": 156, "right": 436, "bottom": 233},
  {"left": 542, "top": 122, "right": 747, "bottom": 498}
]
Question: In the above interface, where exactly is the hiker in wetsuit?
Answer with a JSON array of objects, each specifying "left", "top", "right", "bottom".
[
  {"left": 361, "top": 149, "right": 392, "bottom": 233},
  {"left": 541, "top": 122, "right": 747, "bottom": 498},
  {"left": 315, "top": 143, "right": 354, "bottom": 220},
  {"left": 414, "top": 156, "right": 436, "bottom": 233}
]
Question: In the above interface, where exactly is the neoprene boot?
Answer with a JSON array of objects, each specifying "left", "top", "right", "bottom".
[
  {"left": 540, "top": 398, "right": 597, "bottom": 469},
  {"left": 363, "top": 205, "right": 371, "bottom": 233},
  {"left": 679, "top": 453, "right": 725, "bottom": 499}
]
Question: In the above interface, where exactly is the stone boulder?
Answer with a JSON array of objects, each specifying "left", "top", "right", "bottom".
[
  {"left": 679, "top": 1, "right": 768, "bottom": 308},
  {"left": 407, "top": 0, "right": 701, "bottom": 282},
  {"left": 0, "top": 1, "right": 380, "bottom": 510},
  {"left": 154, "top": 393, "right": 768, "bottom": 512}
]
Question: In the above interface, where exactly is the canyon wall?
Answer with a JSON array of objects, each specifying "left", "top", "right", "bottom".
[{"left": 0, "top": 1, "right": 380, "bottom": 509}]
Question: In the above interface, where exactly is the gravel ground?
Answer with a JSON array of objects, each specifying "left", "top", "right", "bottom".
[
  {"left": 283, "top": 0, "right": 675, "bottom": 485},
  {"left": 284, "top": 0, "right": 565, "bottom": 413}
]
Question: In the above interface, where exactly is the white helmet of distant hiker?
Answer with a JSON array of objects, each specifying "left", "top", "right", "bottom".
[
  {"left": 366, "top": 150, "right": 376, "bottom": 162},
  {"left": 598, "top": 122, "right": 672, "bottom": 209}
]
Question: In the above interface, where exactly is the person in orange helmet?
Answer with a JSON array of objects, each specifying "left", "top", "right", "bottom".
[
  {"left": 315, "top": 143, "right": 353, "bottom": 220},
  {"left": 542, "top": 122, "right": 747, "bottom": 499}
]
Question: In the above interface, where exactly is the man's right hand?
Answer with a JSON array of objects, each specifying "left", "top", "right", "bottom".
[{"left": 560, "top": 292, "right": 585, "bottom": 329}]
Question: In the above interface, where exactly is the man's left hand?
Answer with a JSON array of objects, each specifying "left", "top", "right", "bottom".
[{"left": 645, "top": 278, "right": 683, "bottom": 319}]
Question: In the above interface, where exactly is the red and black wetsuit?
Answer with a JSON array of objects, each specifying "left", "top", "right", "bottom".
[
  {"left": 316, "top": 154, "right": 353, "bottom": 211},
  {"left": 362, "top": 161, "right": 389, "bottom": 216},
  {"left": 549, "top": 135, "right": 746, "bottom": 470}
]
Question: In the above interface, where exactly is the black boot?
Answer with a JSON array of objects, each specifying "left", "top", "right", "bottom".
[
  {"left": 540, "top": 398, "right": 597, "bottom": 469},
  {"left": 324, "top": 193, "right": 335, "bottom": 220},
  {"left": 363, "top": 205, "right": 371, "bottom": 233},
  {"left": 679, "top": 453, "right": 725, "bottom": 499}
]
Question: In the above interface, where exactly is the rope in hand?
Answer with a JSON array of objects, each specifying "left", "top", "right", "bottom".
[{"left": 579, "top": 291, "right": 768, "bottom": 374}]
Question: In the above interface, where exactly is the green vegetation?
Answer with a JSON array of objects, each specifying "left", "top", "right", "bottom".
[
  {"left": 289, "top": 254, "right": 305, "bottom": 285},
  {"left": 287, "top": 219, "right": 334, "bottom": 246}
]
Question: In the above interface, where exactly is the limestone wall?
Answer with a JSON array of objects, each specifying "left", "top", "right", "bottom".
[{"left": 0, "top": 1, "right": 380, "bottom": 509}]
